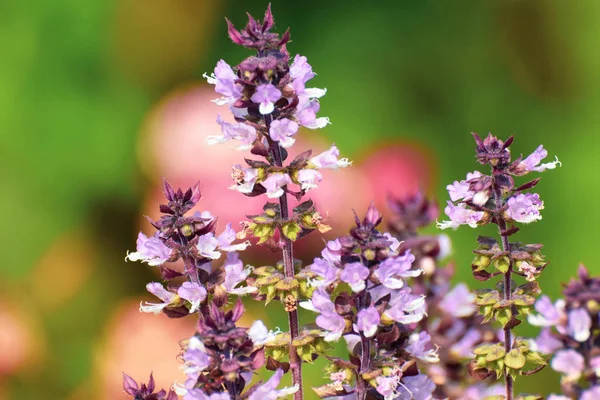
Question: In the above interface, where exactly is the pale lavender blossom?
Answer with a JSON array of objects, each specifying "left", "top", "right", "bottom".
[
  {"left": 462, "top": 383, "right": 504, "bottom": 400},
  {"left": 207, "top": 115, "right": 257, "bottom": 150},
  {"left": 356, "top": 305, "right": 380, "bottom": 338},
  {"left": 261, "top": 172, "right": 292, "bottom": 198},
  {"left": 530, "top": 328, "right": 562, "bottom": 354},
  {"left": 438, "top": 283, "right": 476, "bottom": 318},
  {"left": 339, "top": 262, "right": 370, "bottom": 292},
  {"left": 178, "top": 282, "right": 207, "bottom": 313},
  {"left": 182, "top": 336, "right": 211, "bottom": 380},
  {"left": 289, "top": 55, "right": 326, "bottom": 99},
  {"left": 203, "top": 60, "right": 242, "bottom": 105},
  {"left": 221, "top": 252, "right": 256, "bottom": 295},
  {"left": 374, "top": 251, "right": 421, "bottom": 290},
  {"left": 583, "top": 386, "right": 600, "bottom": 400},
  {"left": 375, "top": 375, "right": 400, "bottom": 400},
  {"left": 321, "top": 239, "right": 342, "bottom": 263},
  {"left": 450, "top": 328, "right": 481, "bottom": 358},
  {"left": 406, "top": 332, "right": 439, "bottom": 363},
  {"left": 269, "top": 118, "right": 299, "bottom": 148},
  {"left": 437, "top": 201, "right": 484, "bottom": 230},
  {"left": 547, "top": 395, "right": 571, "bottom": 400},
  {"left": 248, "top": 320, "right": 278, "bottom": 346},
  {"left": 126, "top": 232, "right": 172, "bottom": 266},
  {"left": 196, "top": 233, "right": 221, "bottom": 259},
  {"left": 289, "top": 55, "right": 315, "bottom": 84},
  {"left": 229, "top": 164, "right": 258, "bottom": 194},
  {"left": 505, "top": 193, "right": 544, "bottom": 224},
  {"left": 247, "top": 369, "right": 299, "bottom": 400},
  {"left": 446, "top": 171, "right": 483, "bottom": 202},
  {"left": 383, "top": 232, "right": 401, "bottom": 254},
  {"left": 519, "top": 145, "right": 561, "bottom": 173},
  {"left": 294, "top": 97, "right": 329, "bottom": 129},
  {"left": 300, "top": 286, "right": 335, "bottom": 314},
  {"left": 216, "top": 223, "right": 250, "bottom": 252},
  {"left": 251, "top": 83, "right": 282, "bottom": 115},
  {"left": 383, "top": 288, "right": 426, "bottom": 325},
  {"left": 397, "top": 374, "right": 436, "bottom": 400},
  {"left": 297, "top": 168, "right": 322, "bottom": 191},
  {"left": 309, "top": 257, "right": 339, "bottom": 286},
  {"left": 310, "top": 144, "right": 351, "bottom": 169},
  {"left": 528, "top": 296, "right": 565, "bottom": 327},
  {"left": 567, "top": 307, "right": 592, "bottom": 342},
  {"left": 518, "top": 260, "right": 538, "bottom": 281},
  {"left": 551, "top": 349, "right": 585, "bottom": 381},
  {"left": 140, "top": 282, "right": 177, "bottom": 314}
]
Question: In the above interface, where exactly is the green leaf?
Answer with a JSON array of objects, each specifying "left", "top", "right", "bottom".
[
  {"left": 505, "top": 349, "right": 526, "bottom": 370},
  {"left": 282, "top": 222, "right": 302, "bottom": 241}
]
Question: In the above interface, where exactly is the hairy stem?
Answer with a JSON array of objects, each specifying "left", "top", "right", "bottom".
[
  {"left": 266, "top": 117, "right": 303, "bottom": 400},
  {"left": 493, "top": 174, "right": 513, "bottom": 400}
]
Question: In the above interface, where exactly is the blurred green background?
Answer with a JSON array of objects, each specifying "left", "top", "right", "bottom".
[{"left": 1, "top": 0, "right": 599, "bottom": 398}]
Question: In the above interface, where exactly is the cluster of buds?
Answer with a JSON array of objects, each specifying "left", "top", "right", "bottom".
[
  {"left": 174, "top": 300, "right": 297, "bottom": 399},
  {"left": 301, "top": 203, "right": 437, "bottom": 399},
  {"left": 388, "top": 193, "right": 502, "bottom": 399},
  {"left": 529, "top": 265, "right": 600, "bottom": 400},
  {"left": 204, "top": 4, "right": 349, "bottom": 206},
  {"left": 125, "top": 181, "right": 253, "bottom": 317},
  {"left": 438, "top": 133, "right": 560, "bottom": 400}
]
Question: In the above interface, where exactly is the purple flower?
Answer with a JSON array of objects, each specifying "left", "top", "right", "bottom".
[
  {"left": 519, "top": 145, "right": 561, "bottom": 174},
  {"left": 310, "top": 144, "right": 351, "bottom": 169},
  {"left": 397, "top": 374, "right": 436, "bottom": 400},
  {"left": 374, "top": 251, "right": 420, "bottom": 290},
  {"left": 356, "top": 305, "right": 380, "bottom": 338},
  {"left": 547, "top": 396, "right": 571, "bottom": 400},
  {"left": 182, "top": 336, "right": 211, "bottom": 381},
  {"left": 222, "top": 252, "right": 256, "bottom": 295},
  {"left": 505, "top": 193, "right": 544, "bottom": 224},
  {"left": 204, "top": 60, "right": 242, "bottom": 105},
  {"left": 207, "top": 115, "right": 257, "bottom": 150},
  {"left": 140, "top": 282, "right": 177, "bottom": 314},
  {"left": 322, "top": 239, "right": 342, "bottom": 263},
  {"left": 551, "top": 349, "right": 584, "bottom": 381},
  {"left": 339, "top": 262, "right": 370, "bottom": 292},
  {"left": 383, "top": 288, "right": 426, "bottom": 325},
  {"left": 375, "top": 374, "right": 401, "bottom": 399},
  {"left": 261, "top": 172, "right": 292, "bottom": 198},
  {"left": 406, "top": 331, "right": 439, "bottom": 363},
  {"left": 530, "top": 328, "right": 562, "bottom": 354},
  {"left": 290, "top": 54, "right": 315, "bottom": 84},
  {"left": 437, "top": 201, "right": 484, "bottom": 230},
  {"left": 294, "top": 97, "right": 329, "bottom": 129},
  {"left": 297, "top": 168, "right": 322, "bottom": 191},
  {"left": 248, "top": 369, "right": 299, "bottom": 400},
  {"left": 300, "top": 286, "right": 335, "bottom": 314},
  {"left": 567, "top": 307, "right": 591, "bottom": 342},
  {"left": 177, "top": 282, "right": 207, "bottom": 313},
  {"left": 248, "top": 320, "right": 278, "bottom": 346},
  {"left": 290, "top": 55, "right": 326, "bottom": 98},
  {"left": 582, "top": 388, "right": 600, "bottom": 400},
  {"left": 462, "top": 383, "right": 504, "bottom": 400},
  {"left": 450, "top": 328, "right": 481, "bottom": 358},
  {"left": 528, "top": 295, "right": 565, "bottom": 327},
  {"left": 446, "top": 171, "right": 483, "bottom": 202},
  {"left": 438, "top": 283, "right": 476, "bottom": 318},
  {"left": 383, "top": 232, "right": 401, "bottom": 254},
  {"left": 316, "top": 311, "right": 346, "bottom": 342},
  {"left": 126, "top": 232, "right": 172, "bottom": 266},
  {"left": 251, "top": 83, "right": 282, "bottom": 114},
  {"left": 269, "top": 118, "right": 299, "bottom": 148},
  {"left": 196, "top": 233, "right": 221, "bottom": 259},
  {"left": 229, "top": 164, "right": 258, "bottom": 194},
  {"left": 309, "top": 257, "right": 339, "bottom": 286},
  {"left": 122, "top": 372, "right": 177, "bottom": 400},
  {"left": 216, "top": 223, "right": 250, "bottom": 252}
]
